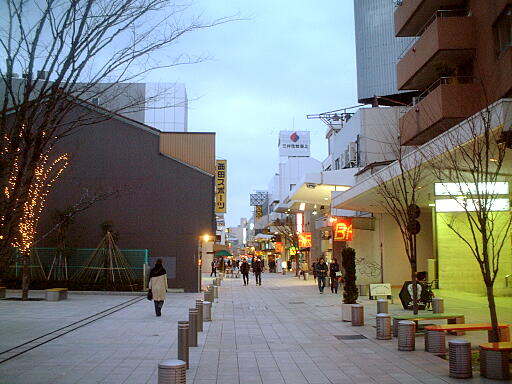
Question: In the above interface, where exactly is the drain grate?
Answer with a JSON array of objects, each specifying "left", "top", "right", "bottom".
[
  {"left": 334, "top": 335, "right": 368, "bottom": 340},
  {"left": 288, "top": 301, "right": 304, "bottom": 304}
]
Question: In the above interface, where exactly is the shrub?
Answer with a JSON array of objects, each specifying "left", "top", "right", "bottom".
[{"left": 342, "top": 247, "right": 358, "bottom": 304}]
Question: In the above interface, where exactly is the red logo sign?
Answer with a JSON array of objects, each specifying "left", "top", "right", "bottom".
[
  {"left": 290, "top": 132, "right": 300, "bottom": 142},
  {"left": 334, "top": 219, "right": 353, "bottom": 241},
  {"left": 298, "top": 232, "right": 312, "bottom": 248},
  {"left": 275, "top": 242, "right": 284, "bottom": 253}
]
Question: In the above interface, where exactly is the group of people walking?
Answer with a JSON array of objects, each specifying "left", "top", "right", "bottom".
[{"left": 312, "top": 257, "right": 341, "bottom": 294}]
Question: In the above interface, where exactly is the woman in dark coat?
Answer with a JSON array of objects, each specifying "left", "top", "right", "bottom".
[{"left": 329, "top": 258, "right": 340, "bottom": 294}]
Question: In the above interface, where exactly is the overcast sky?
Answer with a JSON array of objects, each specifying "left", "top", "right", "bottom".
[{"left": 147, "top": 1, "right": 358, "bottom": 227}]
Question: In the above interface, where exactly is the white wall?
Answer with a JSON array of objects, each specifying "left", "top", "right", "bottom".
[{"left": 278, "top": 157, "right": 322, "bottom": 202}]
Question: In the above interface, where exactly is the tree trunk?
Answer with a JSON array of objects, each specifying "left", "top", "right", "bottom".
[
  {"left": 21, "top": 251, "right": 30, "bottom": 301},
  {"left": 410, "top": 235, "right": 418, "bottom": 314},
  {"left": 486, "top": 283, "right": 500, "bottom": 342},
  {"left": 295, "top": 254, "right": 299, "bottom": 277}
]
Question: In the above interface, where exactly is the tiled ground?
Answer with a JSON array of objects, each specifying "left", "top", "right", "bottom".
[{"left": 0, "top": 274, "right": 510, "bottom": 383}]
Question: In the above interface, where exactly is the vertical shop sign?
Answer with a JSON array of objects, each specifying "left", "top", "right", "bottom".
[
  {"left": 298, "top": 232, "right": 312, "bottom": 248},
  {"left": 275, "top": 242, "right": 283, "bottom": 253},
  {"left": 333, "top": 219, "right": 353, "bottom": 241},
  {"left": 255, "top": 205, "right": 263, "bottom": 218},
  {"left": 215, "top": 160, "right": 227, "bottom": 213}
]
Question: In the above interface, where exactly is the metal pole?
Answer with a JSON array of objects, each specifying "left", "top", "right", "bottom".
[
  {"left": 177, "top": 321, "right": 189, "bottom": 369},
  {"left": 203, "top": 301, "right": 212, "bottom": 321},
  {"left": 188, "top": 308, "right": 198, "bottom": 347},
  {"left": 195, "top": 299, "right": 203, "bottom": 332}
]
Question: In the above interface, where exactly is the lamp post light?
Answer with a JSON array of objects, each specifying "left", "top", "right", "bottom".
[{"left": 198, "top": 234, "right": 210, "bottom": 292}]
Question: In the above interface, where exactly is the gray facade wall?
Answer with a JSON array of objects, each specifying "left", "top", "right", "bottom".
[
  {"left": 354, "top": 0, "right": 416, "bottom": 104},
  {"left": 38, "top": 106, "right": 214, "bottom": 292}
]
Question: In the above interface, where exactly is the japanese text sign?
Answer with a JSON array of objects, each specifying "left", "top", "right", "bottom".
[
  {"left": 334, "top": 219, "right": 353, "bottom": 241},
  {"left": 298, "top": 232, "right": 312, "bottom": 248},
  {"left": 215, "top": 160, "right": 227, "bottom": 213}
]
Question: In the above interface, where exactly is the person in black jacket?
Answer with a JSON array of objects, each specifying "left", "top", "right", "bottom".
[
  {"left": 315, "top": 258, "right": 328, "bottom": 294},
  {"left": 253, "top": 257, "right": 263, "bottom": 286},
  {"left": 240, "top": 259, "right": 250, "bottom": 285},
  {"left": 329, "top": 258, "right": 340, "bottom": 294}
]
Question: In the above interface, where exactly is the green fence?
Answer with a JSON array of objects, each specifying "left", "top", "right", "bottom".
[{"left": 8, "top": 247, "right": 149, "bottom": 282}]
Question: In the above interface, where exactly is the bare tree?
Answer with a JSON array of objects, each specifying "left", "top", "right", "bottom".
[
  {"left": 0, "top": 0, "right": 235, "bottom": 298},
  {"left": 373, "top": 118, "right": 425, "bottom": 314},
  {"left": 426, "top": 102, "right": 512, "bottom": 342},
  {"left": 273, "top": 215, "right": 300, "bottom": 277}
]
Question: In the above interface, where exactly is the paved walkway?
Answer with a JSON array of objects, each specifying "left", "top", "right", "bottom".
[{"left": 0, "top": 274, "right": 510, "bottom": 383}]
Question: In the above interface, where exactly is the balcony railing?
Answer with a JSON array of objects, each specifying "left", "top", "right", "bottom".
[
  {"left": 411, "top": 76, "right": 477, "bottom": 106},
  {"left": 398, "top": 9, "right": 469, "bottom": 60}
]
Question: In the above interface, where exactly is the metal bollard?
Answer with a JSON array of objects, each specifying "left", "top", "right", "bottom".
[
  {"left": 177, "top": 321, "right": 189, "bottom": 369},
  {"left": 448, "top": 339, "right": 472, "bottom": 379},
  {"left": 213, "top": 285, "right": 218, "bottom": 300},
  {"left": 203, "top": 290, "right": 209, "bottom": 302},
  {"left": 188, "top": 308, "right": 198, "bottom": 347},
  {"left": 203, "top": 301, "right": 212, "bottom": 321},
  {"left": 377, "top": 299, "right": 388, "bottom": 314},
  {"left": 398, "top": 320, "right": 416, "bottom": 351},
  {"left": 216, "top": 277, "right": 221, "bottom": 286},
  {"left": 195, "top": 299, "right": 203, "bottom": 332},
  {"left": 351, "top": 304, "right": 364, "bottom": 326},
  {"left": 432, "top": 298, "right": 444, "bottom": 314},
  {"left": 376, "top": 313, "right": 391, "bottom": 340},
  {"left": 158, "top": 359, "right": 186, "bottom": 384},
  {"left": 213, "top": 279, "right": 218, "bottom": 286}
]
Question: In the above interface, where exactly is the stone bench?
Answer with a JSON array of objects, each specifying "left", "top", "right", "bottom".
[{"left": 45, "top": 288, "right": 68, "bottom": 301}]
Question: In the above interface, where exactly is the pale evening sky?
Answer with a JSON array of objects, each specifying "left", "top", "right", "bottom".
[{"left": 146, "top": 1, "right": 359, "bottom": 227}]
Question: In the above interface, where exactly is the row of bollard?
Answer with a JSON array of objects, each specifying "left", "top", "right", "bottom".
[{"left": 159, "top": 277, "right": 222, "bottom": 384}]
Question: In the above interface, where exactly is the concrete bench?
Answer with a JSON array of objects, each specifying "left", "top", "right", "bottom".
[
  {"left": 0, "top": 286, "right": 6, "bottom": 299},
  {"left": 45, "top": 288, "right": 68, "bottom": 301},
  {"left": 479, "top": 341, "right": 512, "bottom": 380},
  {"left": 392, "top": 313, "right": 465, "bottom": 337}
]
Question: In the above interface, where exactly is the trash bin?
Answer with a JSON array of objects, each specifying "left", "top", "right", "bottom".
[{"left": 398, "top": 320, "right": 416, "bottom": 351}]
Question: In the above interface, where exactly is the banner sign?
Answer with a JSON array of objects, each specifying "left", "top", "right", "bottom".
[
  {"left": 278, "top": 131, "right": 310, "bottom": 157},
  {"left": 399, "top": 281, "right": 429, "bottom": 310},
  {"left": 333, "top": 219, "right": 353, "bottom": 241},
  {"left": 298, "top": 232, "right": 312, "bottom": 248},
  {"left": 215, "top": 160, "right": 227, "bottom": 213},
  {"left": 255, "top": 205, "right": 263, "bottom": 218}
]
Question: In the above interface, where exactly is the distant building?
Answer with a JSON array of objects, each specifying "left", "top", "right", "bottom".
[{"left": 354, "top": 0, "right": 417, "bottom": 105}]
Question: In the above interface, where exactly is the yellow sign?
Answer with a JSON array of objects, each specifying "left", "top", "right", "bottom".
[
  {"left": 215, "top": 160, "right": 227, "bottom": 213},
  {"left": 289, "top": 246, "right": 297, "bottom": 255},
  {"left": 255, "top": 205, "right": 263, "bottom": 218}
]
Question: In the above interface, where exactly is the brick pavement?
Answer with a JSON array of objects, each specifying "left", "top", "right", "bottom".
[{"left": 0, "top": 274, "right": 509, "bottom": 383}]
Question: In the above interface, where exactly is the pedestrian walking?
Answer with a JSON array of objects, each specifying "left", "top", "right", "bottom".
[
  {"left": 253, "top": 257, "right": 263, "bottom": 286},
  {"left": 210, "top": 260, "right": 217, "bottom": 277},
  {"left": 148, "top": 258, "right": 168, "bottom": 316},
  {"left": 241, "top": 259, "right": 250, "bottom": 285},
  {"left": 315, "top": 257, "right": 328, "bottom": 294},
  {"left": 329, "top": 258, "right": 340, "bottom": 294}
]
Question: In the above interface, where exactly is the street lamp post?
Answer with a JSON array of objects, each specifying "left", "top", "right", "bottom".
[{"left": 198, "top": 234, "right": 210, "bottom": 292}]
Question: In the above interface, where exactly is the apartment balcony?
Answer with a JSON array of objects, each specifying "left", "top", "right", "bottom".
[
  {"left": 400, "top": 78, "right": 483, "bottom": 145},
  {"left": 395, "top": 0, "right": 467, "bottom": 37},
  {"left": 397, "top": 15, "right": 475, "bottom": 90}
]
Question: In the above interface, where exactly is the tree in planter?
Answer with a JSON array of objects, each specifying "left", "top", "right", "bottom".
[{"left": 342, "top": 247, "right": 358, "bottom": 304}]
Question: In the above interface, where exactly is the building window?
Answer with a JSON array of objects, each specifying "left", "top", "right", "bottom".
[
  {"left": 289, "top": 184, "right": 296, "bottom": 191},
  {"left": 494, "top": 6, "right": 512, "bottom": 57},
  {"left": 334, "top": 158, "right": 340, "bottom": 170}
]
